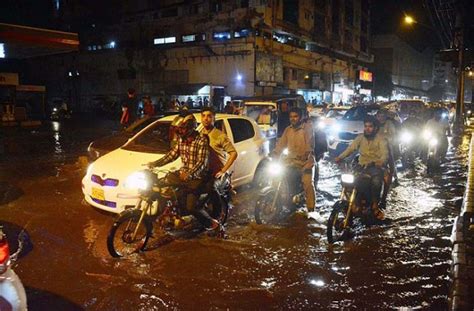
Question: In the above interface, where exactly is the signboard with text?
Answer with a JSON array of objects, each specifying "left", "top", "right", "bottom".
[
  {"left": 0, "top": 73, "right": 19, "bottom": 86},
  {"left": 359, "top": 70, "right": 373, "bottom": 82}
]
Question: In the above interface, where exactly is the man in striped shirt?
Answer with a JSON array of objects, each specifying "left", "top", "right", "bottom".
[{"left": 149, "top": 111, "right": 219, "bottom": 230}]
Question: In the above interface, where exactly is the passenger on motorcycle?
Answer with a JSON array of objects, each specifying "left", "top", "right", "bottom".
[
  {"left": 201, "top": 107, "right": 237, "bottom": 218},
  {"left": 376, "top": 109, "right": 399, "bottom": 184},
  {"left": 148, "top": 111, "right": 220, "bottom": 231},
  {"left": 335, "top": 116, "right": 389, "bottom": 220},
  {"left": 272, "top": 107, "right": 317, "bottom": 215}
]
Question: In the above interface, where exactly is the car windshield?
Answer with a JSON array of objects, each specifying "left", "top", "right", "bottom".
[
  {"left": 122, "top": 121, "right": 173, "bottom": 153},
  {"left": 245, "top": 105, "right": 273, "bottom": 124},
  {"left": 342, "top": 107, "right": 379, "bottom": 121},
  {"left": 125, "top": 116, "right": 158, "bottom": 134},
  {"left": 326, "top": 109, "right": 347, "bottom": 119}
]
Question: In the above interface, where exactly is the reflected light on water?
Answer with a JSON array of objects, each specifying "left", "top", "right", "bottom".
[
  {"left": 309, "top": 279, "right": 325, "bottom": 287},
  {"left": 52, "top": 121, "right": 60, "bottom": 132}
]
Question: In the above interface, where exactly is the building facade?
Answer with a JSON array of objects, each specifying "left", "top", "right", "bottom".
[
  {"left": 372, "top": 34, "right": 434, "bottom": 101},
  {"left": 27, "top": 0, "right": 374, "bottom": 112}
]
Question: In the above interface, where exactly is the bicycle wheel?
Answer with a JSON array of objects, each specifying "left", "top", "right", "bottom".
[
  {"left": 327, "top": 201, "right": 349, "bottom": 243},
  {"left": 107, "top": 209, "right": 153, "bottom": 258}
]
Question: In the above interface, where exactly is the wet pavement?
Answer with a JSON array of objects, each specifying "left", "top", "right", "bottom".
[{"left": 0, "top": 118, "right": 470, "bottom": 310}]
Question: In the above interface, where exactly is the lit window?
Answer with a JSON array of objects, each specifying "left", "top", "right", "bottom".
[
  {"left": 154, "top": 37, "right": 176, "bottom": 45},
  {"left": 213, "top": 32, "right": 231, "bottom": 41},
  {"left": 182, "top": 34, "right": 196, "bottom": 42},
  {"left": 234, "top": 29, "right": 251, "bottom": 38},
  {"left": 0, "top": 43, "right": 5, "bottom": 58}
]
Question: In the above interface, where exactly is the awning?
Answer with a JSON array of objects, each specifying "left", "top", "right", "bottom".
[
  {"left": 160, "top": 83, "right": 211, "bottom": 96},
  {"left": 0, "top": 23, "right": 79, "bottom": 59}
]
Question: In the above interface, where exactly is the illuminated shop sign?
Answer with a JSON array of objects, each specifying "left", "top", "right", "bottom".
[{"left": 359, "top": 70, "right": 373, "bottom": 82}]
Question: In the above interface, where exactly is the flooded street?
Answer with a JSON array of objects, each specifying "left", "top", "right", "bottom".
[{"left": 0, "top": 119, "right": 470, "bottom": 310}]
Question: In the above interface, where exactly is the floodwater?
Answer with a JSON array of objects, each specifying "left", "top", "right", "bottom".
[{"left": 0, "top": 118, "right": 470, "bottom": 310}]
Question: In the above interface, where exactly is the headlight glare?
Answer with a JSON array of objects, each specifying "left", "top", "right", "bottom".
[
  {"left": 341, "top": 174, "right": 354, "bottom": 184},
  {"left": 268, "top": 162, "right": 284, "bottom": 176},
  {"left": 124, "top": 172, "right": 149, "bottom": 190},
  {"left": 400, "top": 131, "right": 413, "bottom": 143}
]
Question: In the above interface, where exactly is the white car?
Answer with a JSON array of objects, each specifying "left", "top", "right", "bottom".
[{"left": 82, "top": 113, "right": 270, "bottom": 213}]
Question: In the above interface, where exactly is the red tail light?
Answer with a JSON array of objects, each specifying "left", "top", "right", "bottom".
[{"left": 0, "top": 239, "right": 10, "bottom": 265}]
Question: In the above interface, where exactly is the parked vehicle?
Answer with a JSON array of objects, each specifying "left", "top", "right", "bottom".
[
  {"left": 82, "top": 113, "right": 270, "bottom": 213},
  {"left": 107, "top": 169, "right": 231, "bottom": 257},
  {"left": 326, "top": 105, "right": 395, "bottom": 157},
  {"left": 254, "top": 154, "right": 306, "bottom": 224},
  {"left": 0, "top": 227, "right": 27, "bottom": 311},
  {"left": 240, "top": 95, "right": 307, "bottom": 143},
  {"left": 327, "top": 162, "right": 389, "bottom": 243}
]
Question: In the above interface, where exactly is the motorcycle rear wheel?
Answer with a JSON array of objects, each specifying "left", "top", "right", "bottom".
[
  {"left": 254, "top": 189, "right": 283, "bottom": 225},
  {"left": 107, "top": 210, "right": 153, "bottom": 258},
  {"left": 327, "top": 201, "right": 350, "bottom": 243}
]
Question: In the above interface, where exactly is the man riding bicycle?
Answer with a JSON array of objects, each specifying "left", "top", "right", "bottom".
[
  {"left": 148, "top": 111, "right": 220, "bottom": 231},
  {"left": 335, "top": 116, "right": 389, "bottom": 220}
]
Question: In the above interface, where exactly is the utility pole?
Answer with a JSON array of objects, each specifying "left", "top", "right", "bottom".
[{"left": 454, "top": 8, "right": 465, "bottom": 132}]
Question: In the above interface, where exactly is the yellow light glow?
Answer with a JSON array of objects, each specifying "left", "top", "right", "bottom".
[{"left": 404, "top": 15, "right": 415, "bottom": 25}]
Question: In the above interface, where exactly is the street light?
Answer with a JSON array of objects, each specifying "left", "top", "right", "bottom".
[{"left": 404, "top": 15, "right": 415, "bottom": 25}]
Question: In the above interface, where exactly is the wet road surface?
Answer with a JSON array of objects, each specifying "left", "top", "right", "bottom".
[{"left": 0, "top": 119, "right": 470, "bottom": 310}]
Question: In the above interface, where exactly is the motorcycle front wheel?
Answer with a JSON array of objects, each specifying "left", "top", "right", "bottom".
[
  {"left": 254, "top": 189, "right": 283, "bottom": 225},
  {"left": 327, "top": 201, "right": 350, "bottom": 243},
  {"left": 107, "top": 210, "right": 153, "bottom": 258}
]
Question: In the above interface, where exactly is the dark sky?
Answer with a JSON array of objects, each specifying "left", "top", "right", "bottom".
[{"left": 371, "top": 0, "right": 442, "bottom": 51}]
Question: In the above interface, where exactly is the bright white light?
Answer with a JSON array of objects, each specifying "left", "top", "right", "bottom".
[
  {"left": 282, "top": 148, "right": 289, "bottom": 155},
  {"left": 429, "top": 138, "right": 438, "bottom": 147},
  {"left": 317, "top": 122, "right": 326, "bottom": 129},
  {"left": 267, "top": 162, "right": 284, "bottom": 176},
  {"left": 68, "top": 71, "right": 72, "bottom": 77},
  {"left": 236, "top": 74, "right": 242, "bottom": 81},
  {"left": 445, "top": 79, "right": 449, "bottom": 83},
  {"left": 330, "top": 124, "right": 341, "bottom": 134},
  {"left": 309, "top": 279, "right": 325, "bottom": 287},
  {"left": 0, "top": 43, "right": 5, "bottom": 58},
  {"left": 124, "top": 172, "right": 149, "bottom": 190},
  {"left": 423, "top": 129, "right": 432, "bottom": 140},
  {"left": 110, "top": 41, "right": 116, "bottom": 48},
  {"left": 341, "top": 174, "right": 354, "bottom": 184},
  {"left": 400, "top": 131, "right": 413, "bottom": 143}
]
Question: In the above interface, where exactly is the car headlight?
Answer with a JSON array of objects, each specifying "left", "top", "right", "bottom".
[
  {"left": 341, "top": 174, "right": 354, "bottom": 184},
  {"left": 423, "top": 129, "right": 432, "bottom": 140},
  {"left": 400, "top": 131, "right": 413, "bottom": 143},
  {"left": 429, "top": 138, "right": 438, "bottom": 147},
  {"left": 267, "top": 162, "right": 284, "bottom": 176},
  {"left": 124, "top": 171, "right": 149, "bottom": 190}
]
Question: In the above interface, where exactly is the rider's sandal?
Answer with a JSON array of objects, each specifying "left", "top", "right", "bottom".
[{"left": 373, "top": 208, "right": 385, "bottom": 221}]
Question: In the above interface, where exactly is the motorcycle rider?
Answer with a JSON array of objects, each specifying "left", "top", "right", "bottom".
[
  {"left": 272, "top": 107, "right": 317, "bottom": 217},
  {"left": 201, "top": 107, "right": 237, "bottom": 218},
  {"left": 148, "top": 111, "right": 220, "bottom": 231},
  {"left": 335, "top": 116, "right": 389, "bottom": 220},
  {"left": 425, "top": 110, "right": 449, "bottom": 158}
]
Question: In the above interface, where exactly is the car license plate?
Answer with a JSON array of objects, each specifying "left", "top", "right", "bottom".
[{"left": 91, "top": 187, "right": 105, "bottom": 201}]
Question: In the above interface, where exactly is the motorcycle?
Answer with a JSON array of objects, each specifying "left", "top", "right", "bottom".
[
  {"left": 254, "top": 156, "right": 307, "bottom": 225},
  {"left": 399, "top": 129, "right": 417, "bottom": 168},
  {"left": 107, "top": 169, "right": 231, "bottom": 258},
  {"left": 327, "top": 162, "right": 388, "bottom": 243},
  {"left": 51, "top": 105, "right": 72, "bottom": 121},
  {"left": 0, "top": 227, "right": 27, "bottom": 311},
  {"left": 422, "top": 128, "right": 447, "bottom": 174}
]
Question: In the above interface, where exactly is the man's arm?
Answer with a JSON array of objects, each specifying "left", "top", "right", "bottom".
[
  {"left": 218, "top": 135, "right": 238, "bottom": 177},
  {"left": 377, "top": 136, "right": 389, "bottom": 166},
  {"left": 337, "top": 135, "right": 361, "bottom": 160},
  {"left": 273, "top": 127, "right": 289, "bottom": 156},
  {"left": 150, "top": 140, "right": 179, "bottom": 167},
  {"left": 186, "top": 136, "right": 209, "bottom": 177}
]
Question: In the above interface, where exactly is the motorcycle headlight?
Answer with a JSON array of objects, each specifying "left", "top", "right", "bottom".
[
  {"left": 429, "top": 138, "right": 438, "bottom": 147},
  {"left": 400, "top": 131, "right": 413, "bottom": 143},
  {"left": 317, "top": 122, "right": 326, "bottom": 129},
  {"left": 282, "top": 148, "right": 289, "bottom": 156},
  {"left": 330, "top": 124, "right": 341, "bottom": 134},
  {"left": 423, "top": 129, "right": 432, "bottom": 140},
  {"left": 124, "top": 171, "right": 149, "bottom": 190},
  {"left": 267, "top": 162, "right": 284, "bottom": 176},
  {"left": 341, "top": 174, "right": 354, "bottom": 184},
  {"left": 53, "top": 107, "right": 58, "bottom": 112},
  {"left": 442, "top": 112, "right": 448, "bottom": 119},
  {"left": 468, "top": 110, "right": 472, "bottom": 115}
]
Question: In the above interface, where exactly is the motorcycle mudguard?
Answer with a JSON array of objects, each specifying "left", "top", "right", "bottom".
[{"left": 117, "top": 208, "right": 144, "bottom": 219}]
